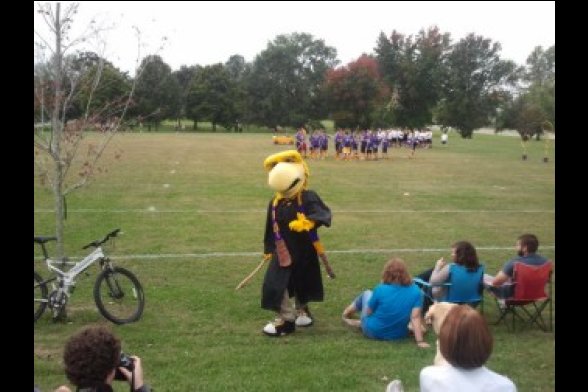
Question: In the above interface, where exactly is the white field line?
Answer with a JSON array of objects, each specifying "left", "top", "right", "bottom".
[
  {"left": 34, "top": 246, "right": 555, "bottom": 261},
  {"left": 34, "top": 208, "right": 554, "bottom": 214}
]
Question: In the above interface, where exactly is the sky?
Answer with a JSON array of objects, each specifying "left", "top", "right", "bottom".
[{"left": 34, "top": 1, "right": 555, "bottom": 75}]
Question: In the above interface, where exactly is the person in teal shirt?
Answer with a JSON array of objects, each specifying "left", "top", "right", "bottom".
[{"left": 342, "top": 258, "right": 429, "bottom": 348}]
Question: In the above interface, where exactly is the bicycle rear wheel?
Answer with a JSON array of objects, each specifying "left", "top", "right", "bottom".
[
  {"left": 94, "top": 266, "right": 145, "bottom": 324},
  {"left": 34, "top": 271, "right": 48, "bottom": 322}
]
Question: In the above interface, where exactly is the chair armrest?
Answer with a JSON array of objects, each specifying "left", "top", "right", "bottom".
[
  {"left": 413, "top": 278, "right": 451, "bottom": 288},
  {"left": 413, "top": 277, "right": 431, "bottom": 287},
  {"left": 484, "top": 281, "right": 516, "bottom": 289}
]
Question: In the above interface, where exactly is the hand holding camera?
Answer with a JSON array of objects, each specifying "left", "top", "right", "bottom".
[
  {"left": 115, "top": 353, "right": 146, "bottom": 391},
  {"left": 114, "top": 352, "right": 135, "bottom": 380}
]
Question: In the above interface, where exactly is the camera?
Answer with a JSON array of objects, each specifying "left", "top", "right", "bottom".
[{"left": 114, "top": 352, "right": 134, "bottom": 381}]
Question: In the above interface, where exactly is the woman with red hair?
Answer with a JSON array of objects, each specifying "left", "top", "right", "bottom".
[{"left": 342, "top": 257, "right": 429, "bottom": 347}]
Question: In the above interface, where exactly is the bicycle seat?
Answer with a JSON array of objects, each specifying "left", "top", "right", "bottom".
[{"left": 34, "top": 236, "right": 57, "bottom": 244}]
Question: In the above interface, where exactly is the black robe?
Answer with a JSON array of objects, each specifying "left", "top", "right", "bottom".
[{"left": 261, "top": 189, "right": 332, "bottom": 311}]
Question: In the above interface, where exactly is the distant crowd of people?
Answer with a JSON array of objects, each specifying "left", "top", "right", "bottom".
[{"left": 293, "top": 127, "right": 436, "bottom": 160}]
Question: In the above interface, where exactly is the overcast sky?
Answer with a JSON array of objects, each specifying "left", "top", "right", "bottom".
[{"left": 34, "top": 1, "right": 555, "bottom": 75}]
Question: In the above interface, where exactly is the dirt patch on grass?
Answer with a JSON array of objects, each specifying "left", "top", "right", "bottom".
[{"left": 34, "top": 345, "right": 62, "bottom": 360}]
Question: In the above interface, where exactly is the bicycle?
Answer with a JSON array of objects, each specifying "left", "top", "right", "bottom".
[{"left": 34, "top": 228, "right": 145, "bottom": 324}]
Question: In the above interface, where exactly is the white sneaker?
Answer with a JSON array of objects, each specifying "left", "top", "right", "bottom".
[
  {"left": 262, "top": 319, "right": 295, "bottom": 336},
  {"left": 386, "top": 379, "right": 404, "bottom": 392},
  {"left": 295, "top": 307, "right": 314, "bottom": 327},
  {"left": 498, "top": 299, "right": 507, "bottom": 310}
]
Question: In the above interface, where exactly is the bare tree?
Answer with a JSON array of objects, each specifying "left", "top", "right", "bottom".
[{"left": 34, "top": 2, "right": 156, "bottom": 258}]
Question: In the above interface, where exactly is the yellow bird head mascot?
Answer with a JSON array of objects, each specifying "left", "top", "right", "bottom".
[{"left": 264, "top": 150, "right": 309, "bottom": 200}]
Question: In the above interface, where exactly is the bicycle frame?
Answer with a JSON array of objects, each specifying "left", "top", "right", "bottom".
[
  {"left": 45, "top": 247, "right": 108, "bottom": 294},
  {"left": 35, "top": 228, "right": 144, "bottom": 324}
]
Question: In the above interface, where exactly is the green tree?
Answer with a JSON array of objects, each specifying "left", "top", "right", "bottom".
[
  {"left": 172, "top": 65, "right": 200, "bottom": 130},
  {"left": 132, "top": 54, "right": 180, "bottom": 131},
  {"left": 495, "top": 45, "right": 555, "bottom": 140},
  {"left": 374, "top": 31, "right": 401, "bottom": 88},
  {"left": 436, "top": 33, "right": 518, "bottom": 138},
  {"left": 495, "top": 94, "right": 544, "bottom": 139},
  {"left": 186, "top": 63, "right": 237, "bottom": 131},
  {"left": 245, "top": 32, "right": 338, "bottom": 128},
  {"left": 524, "top": 45, "right": 555, "bottom": 138},
  {"left": 225, "top": 54, "right": 249, "bottom": 81},
  {"left": 525, "top": 45, "right": 555, "bottom": 88},
  {"left": 72, "top": 54, "right": 132, "bottom": 121},
  {"left": 225, "top": 54, "right": 250, "bottom": 131},
  {"left": 375, "top": 27, "right": 450, "bottom": 130}
]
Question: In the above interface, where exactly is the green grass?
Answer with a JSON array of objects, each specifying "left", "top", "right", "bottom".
[
  {"left": 34, "top": 132, "right": 554, "bottom": 391},
  {"left": 154, "top": 119, "right": 280, "bottom": 133}
]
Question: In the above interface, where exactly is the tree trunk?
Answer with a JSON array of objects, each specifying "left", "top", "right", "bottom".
[
  {"left": 52, "top": 169, "right": 65, "bottom": 260},
  {"left": 50, "top": 3, "right": 66, "bottom": 259},
  {"left": 212, "top": 122, "right": 216, "bottom": 132}
]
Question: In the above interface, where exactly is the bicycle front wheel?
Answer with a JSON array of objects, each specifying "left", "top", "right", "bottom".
[
  {"left": 94, "top": 266, "right": 145, "bottom": 324},
  {"left": 34, "top": 271, "right": 48, "bottom": 322}
]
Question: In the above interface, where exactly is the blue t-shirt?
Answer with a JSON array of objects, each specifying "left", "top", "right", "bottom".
[
  {"left": 362, "top": 283, "right": 423, "bottom": 340},
  {"left": 502, "top": 253, "right": 548, "bottom": 277}
]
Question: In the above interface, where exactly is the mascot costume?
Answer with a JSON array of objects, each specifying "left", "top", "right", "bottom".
[{"left": 259, "top": 150, "right": 334, "bottom": 337}]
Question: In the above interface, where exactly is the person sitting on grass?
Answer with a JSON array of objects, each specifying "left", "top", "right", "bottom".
[{"left": 342, "top": 257, "right": 430, "bottom": 348}]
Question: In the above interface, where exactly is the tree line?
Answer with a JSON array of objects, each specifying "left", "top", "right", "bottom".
[{"left": 34, "top": 29, "right": 554, "bottom": 138}]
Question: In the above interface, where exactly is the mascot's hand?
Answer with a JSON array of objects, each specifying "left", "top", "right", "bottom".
[
  {"left": 263, "top": 253, "right": 273, "bottom": 262},
  {"left": 289, "top": 212, "right": 315, "bottom": 232}
]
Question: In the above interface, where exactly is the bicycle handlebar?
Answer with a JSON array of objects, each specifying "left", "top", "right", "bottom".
[
  {"left": 82, "top": 228, "right": 121, "bottom": 250},
  {"left": 34, "top": 236, "right": 57, "bottom": 245}
]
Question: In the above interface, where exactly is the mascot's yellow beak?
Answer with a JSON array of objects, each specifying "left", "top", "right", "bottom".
[{"left": 264, "top": 150, "right": 309, "bottom": 199}]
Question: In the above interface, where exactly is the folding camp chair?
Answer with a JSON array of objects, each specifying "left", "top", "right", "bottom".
[
  {"left": 488, "top": 260, "right": 553, "bottom": 332},
  {"left": 414, "top": 264, "right": 485, "bottom": 313}
]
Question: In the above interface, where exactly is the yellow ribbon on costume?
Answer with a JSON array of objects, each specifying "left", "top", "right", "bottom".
[
  {"left": 272, "top": 194, "right": 283, "bottom": 206},
  {"left": 289, "top": 212, "right": 316, "bottom": 232},
  {"left": 312, "top": 240, "right": 325, "bottom": 255}
]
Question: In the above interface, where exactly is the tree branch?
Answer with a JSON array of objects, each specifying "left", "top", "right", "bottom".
[
  {"left": 34, "top": 32, "right": 56, "bottom": 57},
  {"left": 34, "top": 134, "right": 50, "bottom": 153}
]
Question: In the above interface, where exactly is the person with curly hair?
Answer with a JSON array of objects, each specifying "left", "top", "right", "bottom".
[
  {"left": 54, "top": 325, "right": 150, "bottom": 392},
  {"left": 342, "top": 257, "right": 429, "bottom": 347}
]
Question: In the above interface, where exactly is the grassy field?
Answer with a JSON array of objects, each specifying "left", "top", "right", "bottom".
[{"left": 34, "top": 132, "right": 555, "bottom": 391}]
